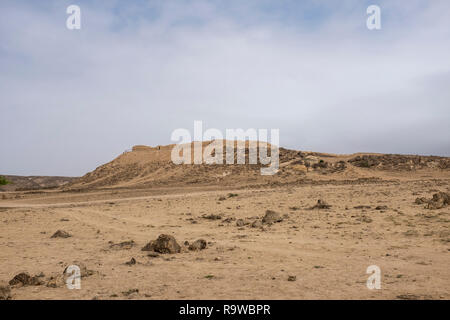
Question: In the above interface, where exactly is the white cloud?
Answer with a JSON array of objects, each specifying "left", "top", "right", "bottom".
[{"left": 0, "top": 0, "right": 449, "bottom": 175}]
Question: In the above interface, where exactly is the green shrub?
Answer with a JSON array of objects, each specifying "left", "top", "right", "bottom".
[
  {"left": 0, "top": 176, "right": 10, "bottom": 185},
  {"left": 359, "top": 160, "right": 371, "bottom": 168}
]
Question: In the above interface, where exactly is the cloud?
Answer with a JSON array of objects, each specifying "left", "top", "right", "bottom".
[{"left": 0, "top": 0, "right": 449, "bottom": 175}]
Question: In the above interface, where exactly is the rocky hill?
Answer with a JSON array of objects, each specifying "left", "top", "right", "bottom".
[
  {"left": 66, "top": 141, "right": 450, "bottom": 190},
  {"left": 0, "top": 175, "right": 76, "bottom": 192}
]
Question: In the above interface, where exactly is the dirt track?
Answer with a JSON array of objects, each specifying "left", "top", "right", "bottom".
[{"left": 1, "top": 178, "right": 449, "bottom": 300}]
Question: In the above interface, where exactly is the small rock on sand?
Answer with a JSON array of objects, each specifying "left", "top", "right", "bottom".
[
  {"left": 415, "top": 197, "right": 428, "bottom": 205},
  {"left": 0, "top": 282, "right": 11, "bottom": 300},
  {"left": 262, "top": 210, "right": 283, "bottom": 224},
  {"left": 147, "top": 252, "right": 160, "bottom": 258},
  {"left": 46, "top": 274, "right": 65, "bottom": 288},
  {"left": 63, "top": 261, "right": 94, "bottom": 278},
  {"left": 202, "top": 214, "right": 222, "bottom": 220},
  {"left": 122, "top": 288, "right": 139, "bottom": 296},
  {"left": 141, "top": 234, "right": 181, "bottom": 254},
  {"left": 415, "top": 192, "right": 449, "bottom": 209},
  {"left": 51, "top": 230, "right": 72, "bottom": 238},
  {"left": 9, "top": 272, "right": 43, "bottom": 287},
  {"left": 354, "top": 205, "right": 371, "bottom": 209},
  {"left": 46, "top": 262, "right": 94, "bottom": 288},
  {"left": 189, "top": 239, "right": 207, "bottom": 251},
  {"left": 310, "top": 199, "right": 331, "bottom": 209},
  {"left": 236, "top": 219, "right": 252, "bottom": 227},
  {"left": 251, "top": 220, "right": 263, "bottom": 228},
  {"left": 110, "top": 240, "right": 136, "bottom": 250},
  {"left": 426, "top": 192, "right": 449, "bottom": 209}
]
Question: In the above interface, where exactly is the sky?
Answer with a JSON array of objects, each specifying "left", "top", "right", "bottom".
[{"left": 0, "top": 0, "right": 449, "bottom": 176}]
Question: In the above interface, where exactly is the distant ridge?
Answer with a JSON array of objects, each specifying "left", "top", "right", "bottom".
[{"left": 65, "top": 141, "right": 450, "bottom": 190}]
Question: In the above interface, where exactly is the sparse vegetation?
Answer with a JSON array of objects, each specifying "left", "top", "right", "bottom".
[
  {"left": 0, "top": 176, "right": 10, "bottom": 185},
  {"left": 360, "top": 160, "right": 371, "bottom": 168},
  {"left": 2, "top": 142, "right": 450, "bottom": 299}
]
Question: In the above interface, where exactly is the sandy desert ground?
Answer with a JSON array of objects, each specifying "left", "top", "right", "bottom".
[{"left": 0, "top": 144, "right": 449, "bottom": 300}]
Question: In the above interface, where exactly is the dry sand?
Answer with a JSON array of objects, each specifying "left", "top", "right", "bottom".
[{"left": 0, "top": 144, "right": 449, "bottom": 300}]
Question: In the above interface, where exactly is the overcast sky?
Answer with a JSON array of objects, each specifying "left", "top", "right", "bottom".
[{"left": 1, "top": 0, "right": 449, "bottom": 176}]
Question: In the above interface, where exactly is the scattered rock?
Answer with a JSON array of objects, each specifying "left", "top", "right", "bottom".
[
  {"left": 287, "top": 275, "right": 297, "bottom": 282},
  {"left": 375, "top": 205, "right": 388, "bottom": 210},
  {"left": 426, "top": 192, "right": 449, "bottom": 209},
  {"left": 310, "top": 199, "right": 331, "bottom": 209},
  {"left": 262, "top": 210, "right": 283, "bottom": 224},
  {"left": 415, "top": 197, "right": 428, "bottom": 205},
  {"left": 354, "top": 205, "right": 371, "bottom": 209},
  {"left": 251, "top": 220, "right": 263, "bottom": 228},
  {"left": 189, "top": 239, "right": 207, "bottom": 251},
  {"left": 9, "top": 272, "right": 43, "bottom": 287},
  {"left": 122, "top": 288, "right": 139, "bottom": 296},
  {"left": 396, "top": 294, "right": 418, "bottom": 300},
  {"left": 125, "top": 258, "right": 136, "bottom": 266},
  {"left": 396, "top": 293, "right": 432, "bottom": 300},
  {"left": 147, "top": 252, "right": 160, "bottom": 258},
  {"left": 304, "top": 155, "right": 320, "bottom": 167},
  {"left": 0, "top": 282, "right": 11, "bottom": 300},
  {"left": 403, "top": 230, "right": 419, "bottom": 237},
  {"left": 310, "top": 199, "right": 331, "bottom": 210},
  {"left": 50, "top": 230, "right": 72, "bottom": 238},
  {"left": 46, "top": 274, "right": 65, "bottom": 288},
  {"left": 223, "top": 217, "right": 236, "bottom": 223},
  {"left": 110, "top": 240, "right": 136, "bottom": 250},
  {"left": 141, "top": 234, "right": 181, "bottom": 254},
  {"left": 415, "top": 192, "right": 449, "bottom": 209},
  {"left": 236, "top": 219, "right": 251, "bottom": 227},
  {"left": 348, "top": 154, "right": 449, "bottom": 171},
  {"left": 63, "top": 261, "right": 94, "bottom": 278},
  {"left": 360, "top": 216, "right": 373, "bottom": 223},
  {"left": 202, "top": 214, "right": 222, "bottom": 220}
]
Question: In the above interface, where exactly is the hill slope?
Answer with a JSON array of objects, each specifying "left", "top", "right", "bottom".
[
  {"left": 0, "top": 175, "right": 76, "bottom": 192},
  {"left": 66, "top": 141, "right": 450, "bottom": 190}
]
